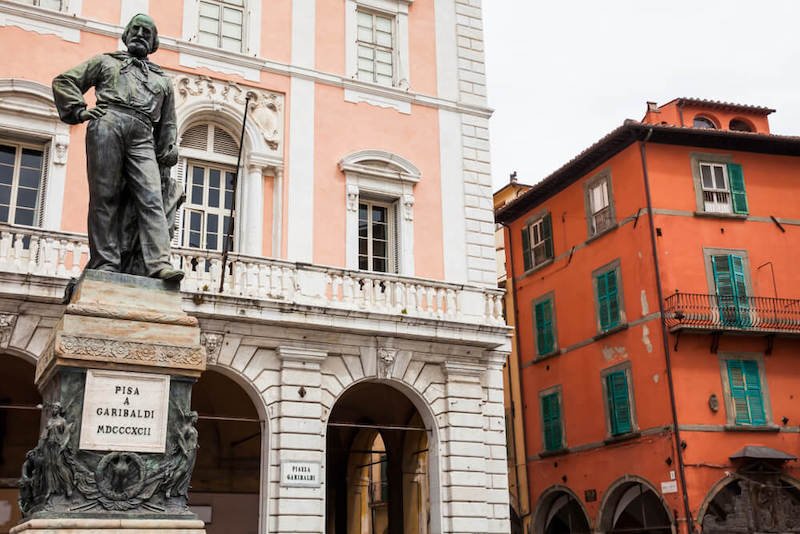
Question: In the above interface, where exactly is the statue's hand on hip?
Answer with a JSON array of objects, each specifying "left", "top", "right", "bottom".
[{"left": 79, "top": 107, "right": 107, "bottom": 122}]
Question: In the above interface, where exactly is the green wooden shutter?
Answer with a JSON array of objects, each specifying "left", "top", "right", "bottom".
[
  {"left": 542, "top": 214, "right": 553, "bottom": 260},
  {"left": 535, "top": 299, "right": 555, "bottom": 355},
  {"left": 541, "top": 392, "right": 562, "bottom": 451},
  {"left": 727, "top": 163, "right": 748, "bottom": 214},
  {"left": 606, "top": 371, "right": 632, "bottom": 435},
  {"left": 597, "top": 270, "right": 620, "bottom": 331},
  {"left": 521, "top": 226, "right": 532, "bottom": 271},
  {"left": 727, "top": 360, "right": 751, "bottom": 424},
  {"left": 713, "top": 255, "right": 748, "bottom": 326},
  {"left": 742, "top": 360, "right": 766, "bottom": 425}
]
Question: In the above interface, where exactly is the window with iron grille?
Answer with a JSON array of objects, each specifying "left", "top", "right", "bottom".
[
  {"left": 699, "top": 162, "right": 747, "bottom": 214},
  {"left": 198, "top": 0, "right": 246, "bottom": 53},
  {"left": 585, "top": 174, "right": 614, "bottom": 236},
  {"left": 0, "top": 140, "right": 46, "bottom": 228},
  {"left": 356, "top": 9, "right": 395, "bottom": 86},
  {"left": 358, "top": 199, "right": 396, "bottom": 273}
]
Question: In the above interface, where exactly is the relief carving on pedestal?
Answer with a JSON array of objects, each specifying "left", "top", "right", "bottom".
[{"left": 57, "top": 335, "right": 205, "bottom": 368}]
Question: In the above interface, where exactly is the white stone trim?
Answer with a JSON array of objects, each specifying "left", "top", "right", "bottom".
[
  {"left": 291, "top": 0, "right": 315, "bottom": 69},
  {"left": 434, "top": 0, "right": 458, "bottom": 101},
  {"left": 345, "top": 0, "right": 411, "bottom": 91},
  {"left": 439, "top": 109, "right": 467, "bottom": 283},
  {"left": 286, "top": 77, "right": 315, "bottom": 262},
  {"left": 340, "top": 150, "right": 419, "bottom": 276},
  {"left": 0, "top": 79, "right": 70, "bottom": 231},
  {"left": 119, "top": 0, "right": 148, "bottom": 25},
  {"left": 180, "top": 0, "right": 261, "bottom": 57},
  {"left": 344, "top": 87, "right": 411, "bottom": 114},
  {"left": 178, "top": 52, "right": 261, "bottom": 82},
  {"left": 0, "top": 5, "right": 80, "bottom": 42}
]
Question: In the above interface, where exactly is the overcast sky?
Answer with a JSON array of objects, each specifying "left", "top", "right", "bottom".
[{"left": 483, "top": 1, "right": 800, "bottom": 191}]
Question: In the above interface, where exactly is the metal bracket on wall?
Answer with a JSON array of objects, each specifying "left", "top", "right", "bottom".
[
  {"left": 673, "top": 330, "right": 681, "bottom": 352},
  {"left": 765, "top": 334, "right": 775, "bottom": 356}
]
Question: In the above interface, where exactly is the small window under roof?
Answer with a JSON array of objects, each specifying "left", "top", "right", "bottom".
[
  {"left": 693, "top": 116, "right": 716, "bottom": 129},
  {"left": 729, "top": 119, "right": 754, "bottom": 132}
]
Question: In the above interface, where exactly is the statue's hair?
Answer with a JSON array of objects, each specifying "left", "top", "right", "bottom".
[{"left": 121, "top": 13, "right": 159, "bottom": 53}]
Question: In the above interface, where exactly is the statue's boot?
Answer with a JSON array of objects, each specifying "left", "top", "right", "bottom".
[{"left": 155, "top": 268, "right": 185, "bottom": 282}]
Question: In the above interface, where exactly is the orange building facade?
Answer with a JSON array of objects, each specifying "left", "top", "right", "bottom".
[{"left": 496, "top": 98, "right": 800, "bottom": 533}]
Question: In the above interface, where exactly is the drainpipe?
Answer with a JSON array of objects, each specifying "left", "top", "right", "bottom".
[
  {"left": 499, "top": 220, "right": 532, "bottom": 530},
  {"left": 638, "top": 129, "right": 695, "bottom": 533}
]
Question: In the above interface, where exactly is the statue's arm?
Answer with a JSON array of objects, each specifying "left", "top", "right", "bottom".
[
  {"left": 51, "top": 56, "right": 104, "bottom": 125},
  {"left": 155, "top": 82, "right": 179, "bottom": 167}
]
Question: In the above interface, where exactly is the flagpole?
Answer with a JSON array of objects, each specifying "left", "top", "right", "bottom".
[{"left": 219, "top": 93, "right": 252, "bottom": 293}]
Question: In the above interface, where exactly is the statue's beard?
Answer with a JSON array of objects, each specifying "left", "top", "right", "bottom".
[{"left": 126, "top": 40, "right": 150, "bottom": 58}]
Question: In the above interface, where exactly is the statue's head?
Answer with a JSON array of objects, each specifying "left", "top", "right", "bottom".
[{"left": 122, "top": 14, "right": 159, "bottom": 58}]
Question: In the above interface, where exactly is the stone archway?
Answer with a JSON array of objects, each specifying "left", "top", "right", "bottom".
[
  {"left": 190, "top": 369, "right": 264, "bottom": 534},
  {"left": 598, "top": 478, "right": 674, "bottom": 533},
  {"left": 325, "top": 381, "right": 431, "bottom": 534},
  {"left": 533, "top": 486, "right": 591, "bottom": 534},
  {"left": 0, "top": 353, "right": 41, "bottom": 534},
  {"left": 700, "top": 475, "right": 800, "bottom": 533}
]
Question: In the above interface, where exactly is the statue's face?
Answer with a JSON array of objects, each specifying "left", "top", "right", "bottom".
[{"left": 125, "top": 18, "right": 156, "bottom": 58}]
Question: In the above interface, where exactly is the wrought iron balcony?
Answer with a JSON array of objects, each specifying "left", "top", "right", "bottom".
[
  {"left": 664, "top": 291, "right": 800, "bottom": 335},
  {"left": 0, "top": 224, "right": 505, "bottom": 327}
]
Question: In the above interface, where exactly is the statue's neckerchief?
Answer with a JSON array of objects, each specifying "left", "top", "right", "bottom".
[{"left": 105, "top": 51, "right": 164, "bottom": 76}]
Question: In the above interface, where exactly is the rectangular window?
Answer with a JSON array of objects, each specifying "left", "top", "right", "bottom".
[
  {"left": 586, "top": 175, "right": 614, "bottom": 236},
  {"left": 198, "top": 0, "right": 245, "bottom": 52},
  {"left": 533, "top": 297, "right": 556, "bottom": 356},
  {"left": 540, "top": 391, "right": 563, "bottom": 452},
  {"left": 711, "top": 254, "right": 749, "bottom": 327},
  {"left": 0, "top": 141, "right": 46, "bottom": 227},
  {"left": 521, "top": 213, "right": 553, "bottom": 271},
  {"left": 358, "top": 200, "right": 396, "bottom": 273},
  {"left": 604, "top": 370, "right": 633, "bottom": 436},
  {"left": 356, "top": 9, "right": 395, "bottom": 86},
  {"left": 726, "top": 359, "right": 767, "bottom": 426},
  {"left": 699, "top": 162, "right": 748, "bottom": 214},
  {"left": 595, "top": 267, "right": 621, "bottom": 332},
  {"left": 181, "top": 163, "right": 235, "bottom": 252},
  {"left": 16, "top": 0, "right": 63, "bottom": 9}
]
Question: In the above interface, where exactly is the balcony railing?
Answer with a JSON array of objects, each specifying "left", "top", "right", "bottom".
[
  {"left": 664, "top": 292, "right": 800, "bottom": 334},
  {"left": 0, "top": 224, "right": 504, "bottom": 326}
]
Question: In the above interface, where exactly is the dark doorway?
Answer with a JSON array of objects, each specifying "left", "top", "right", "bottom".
[
  {"left": 326, "top": 381, "right": 430, "bottom": 534},
  {"left": 190, "top": 370, "right": 262, "bottom": 534},
  {"left": 0, "top": 355, "right": 41, "bottom": 534}
]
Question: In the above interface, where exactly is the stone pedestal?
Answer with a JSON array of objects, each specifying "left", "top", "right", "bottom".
[{"left": 18, "top": 271, "right": 206, "bottom": 531}]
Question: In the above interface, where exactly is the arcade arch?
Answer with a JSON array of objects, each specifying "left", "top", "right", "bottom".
[
  {"left": 0, "top": 353, "right": 41, "bottom": 534},
  {"left": 598, "top": 477, "right": 674, "bottom": 534},
  {"left": 325, "top": 380, "right": 435, "bottom": 534},
  {"left": 189, "top": 367, "right": 266, "bottom": 534},
  {"left": 533, "top": 486, "right": 591, "bottom": 534}
]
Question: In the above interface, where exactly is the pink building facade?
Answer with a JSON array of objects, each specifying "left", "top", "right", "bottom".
[{"left": 0, "top": 1, "right": 511, "bottom": 533}]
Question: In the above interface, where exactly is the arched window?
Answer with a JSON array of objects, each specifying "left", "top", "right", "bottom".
[
  {"left": 729, "top": 119, "right": 754, "bottom": 132},
  {"left": 693, "top": 116, "right": 717, "bottom": 129},
  {"left": 176, "top": 123, "right": 240, "bottom": 252}
]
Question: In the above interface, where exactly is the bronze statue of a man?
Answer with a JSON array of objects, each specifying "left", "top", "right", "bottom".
[{"left": 52, "top": 14, "right": 184, "bottom": 281}]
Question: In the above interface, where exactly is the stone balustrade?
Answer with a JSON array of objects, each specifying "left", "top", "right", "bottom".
[{"left": 0, "top": 224, "right": 505, "bottom": 326}]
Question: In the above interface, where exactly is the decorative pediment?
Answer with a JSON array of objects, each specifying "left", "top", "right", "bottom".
[
  {"left": 339, "top": 150, "right": 421, "bottom": 184},
  {"left": 171, "top": 73, "right": 284, "bottom": 155}
]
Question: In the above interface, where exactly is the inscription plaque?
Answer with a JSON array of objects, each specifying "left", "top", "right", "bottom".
[
  {"left": 79, "top": 369, "right": 170, "bottom": 453},
  {"left": 280, "top": 462, "right": 321, "bottom": 487}
]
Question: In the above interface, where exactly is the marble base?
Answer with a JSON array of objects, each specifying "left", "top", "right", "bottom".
[
  {"left": 35, "top": 270, "right": 206, "bottom": 385},
  {"left": 11, "top": 518, "right": 206, "bottom": 533}
]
